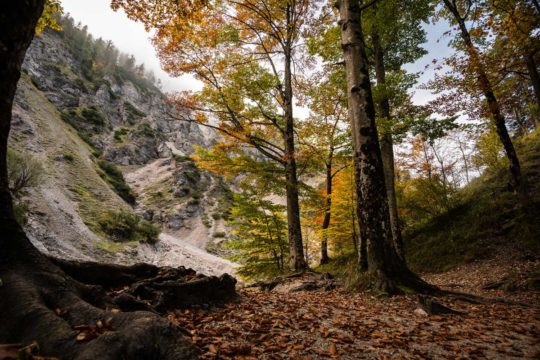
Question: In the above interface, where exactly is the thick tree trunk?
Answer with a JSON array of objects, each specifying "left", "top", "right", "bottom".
[
  {"left": 0, "top": 0, "right": 43, "bottom": 225},
  {"left": 372, "top": 29, "right": 405, "bottom": 262},
  {"left": 283, "top": 34, "right": 306, "bottom": 271},
  {"left": 525, "top": 52, "right": 540, "bottom": 127},
  {"left": 443, "top": 0, "right": 522, "bottom": 193},
  {"left": 338, "top": 0, "right": 433, "bottom": 293},
  {"left": 320, "top": 162, "right": 333, "bottom": 265},
  {"left": 0, "top": 3, "right": 236, "bottom": 358}
]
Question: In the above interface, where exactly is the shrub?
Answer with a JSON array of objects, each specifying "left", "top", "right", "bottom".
[
  {"left": 97, "top": 160, "right": 136, "bottom": 204},
  {"left": 138, "top": 220, "right": 160, "bottom": 244},
  {"left": 13, "top": 202, "right": 29, "bottom": 225},
  {"left": 113, "top": 127, "right": 129, "bottom": 142},
  {"left": 212, "top": 231, "right": 226, "bottom": 238},
  {"left": 61, "top": 106, "right": 106, "bottom": 128},
  {"left": 97, "top": 209, "right": 160, "bottom": 243},
  {"left": 80, "top": 106, "right": 106, "bottom": 126},
  {"left": 63, "top": 153, "right": 75, "bottom": 162},
  {"left": 7, "top": 148, "right": 43, "bottom": 197},
  {"left": 124, "top": 101, "right": 146, "bottom": 124}
]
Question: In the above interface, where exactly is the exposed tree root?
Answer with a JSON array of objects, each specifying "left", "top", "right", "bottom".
[
  {"left": 0, "top": 222, "right": 237, "bottom": 359},
  {"left": 51, "top": 258, "right": 237, "bottom": 313}
]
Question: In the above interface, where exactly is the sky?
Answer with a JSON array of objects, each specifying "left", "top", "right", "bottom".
[
  {"left": 60, "top": 0, "right": 453, "bottom": 105},
  {"left": 60, "top": 0, "right": 200, "bottom": 92}
]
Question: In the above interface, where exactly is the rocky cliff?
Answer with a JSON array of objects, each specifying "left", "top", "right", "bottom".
[{"left": 9, "top": 27, "right": 235, "bottom": 276}]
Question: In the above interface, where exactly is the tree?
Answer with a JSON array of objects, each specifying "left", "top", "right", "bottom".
[
  {"left": 484, "top": 0, "right": 540, "bottom": 127},
  {"left": 439, "top": 0, "right": 523, "bottom": 194},
  {"left": 327, "top": 165, "right": 359, "bottom": 256},
  {"left": 337, "top": 0, "right": 434, "bottom": 293},
  {"left": 296, "top": 67, "right": 350, "bottom": 265},
  {"left": 363, "top": 0, "right": 433, "bottom": 262},
  {"left": 226, "top": 190, "right": 288, "bottom": 280},
  {"left": 112, "top": 0, "right": 320, "bottom": 270},
  {"left": 0, "top": 2, "right": 234, "bottom": 357}
]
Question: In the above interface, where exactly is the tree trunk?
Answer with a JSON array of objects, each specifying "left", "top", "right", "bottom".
[
  {"left": 525, "top": 52, "right": 540, "bottom": 128},
  {"left": 0, "top": 0, "right": 43, "bottom": 225},
  {"left": 0, "top": 3, "right": 235, "bottom": 358},
  {"left": 283, "top": 25, "right": 306, "bottom": 271},
  {"left": 372, "top": 29, "right": 405, "bottom": 263},
  {"left": 320, "top": 162, "right": 333, "bottom": 265},
  {"left": 443, "top": 0, "right": 522, "bottom": 193},
  {"left": 337, "top": 0, "right": 433, "bottom": 293}
]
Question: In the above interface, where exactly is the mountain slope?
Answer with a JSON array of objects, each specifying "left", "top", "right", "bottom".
[{"left": 9, "top": 26, "right": 235, "bottom": 275}]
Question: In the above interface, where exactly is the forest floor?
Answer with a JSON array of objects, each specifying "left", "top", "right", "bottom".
[{"left": 170, "top": 254, "right": 539, "bottom": 359}]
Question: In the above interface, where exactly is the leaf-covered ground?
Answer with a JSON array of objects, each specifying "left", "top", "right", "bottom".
[{"left": 170, "top": 262, "right": 540, "bottom": 359}]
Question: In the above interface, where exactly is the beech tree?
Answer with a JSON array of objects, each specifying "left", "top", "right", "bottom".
[
  {"left": 439, "top": 0, "right": 523, "bottom": 193},
  {"left": 112, "top": 0, "right": 321, "bottom": 271},
  {"left": 297, "top": 68, "right": 350, "bottom": 265},
  {"left": 363, "top": 0, "right": 432, "bottom": 261},
  {"left": 337, "top": 0, "right": 434, "bottom": 293}
]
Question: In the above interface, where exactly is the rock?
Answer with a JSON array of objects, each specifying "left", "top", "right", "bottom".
[
  {"left": 143, "top": 209, "right": 154, "bottom": 221},
  {"left": 414, "top": 308, "right": 429, "bottom": 317},
  {"left": 168, "top": 214, "right": 185, "bottom": 230}
]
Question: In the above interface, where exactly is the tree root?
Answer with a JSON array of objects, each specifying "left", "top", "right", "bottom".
[
  {"left": 0, "top": 223, "right": 237, "bottom": 359},
  {"left": 51, "top": 258, "right": 238, "bottom": 313}
]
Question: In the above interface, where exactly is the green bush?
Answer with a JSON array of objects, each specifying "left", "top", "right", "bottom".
[
  {"left": 7, "top": 148, "right": 43, "bottom": 197},
  {"left": 138, "top": 220, "right": 160, "bottom": 244},
  {"left": 97, "top": 209, "right": 159, "bottom": 243},
  {"left": 113, "top": 127, "right": 129, "bottom": 142},
  {"left": 80, "top": 106, "right": 106, "bottom": 126},
  {"left": 63, "top": 153, "right": 75, "bottom": 162},
  {"left": 212, "top": 231, "right": 226, "bottom": 238},
  {"left": 62, "top": 106, "right": 106, "bottom": 127},
  {"left": 97, "top": 160, "right": 136, "bottom": 204},
  {"left": 124, "top": 101, "right": 146, "bottom": 124},
  {"left": 13, "top": 202, "right": 29, "bottom": 225}
]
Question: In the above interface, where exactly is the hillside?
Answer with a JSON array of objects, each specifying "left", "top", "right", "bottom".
[
  {"left": 405, "top": 131, "right": 540, "bottom": 274},
  {"left": 9, "top": 25, "right": 235, "bottom": 275}
]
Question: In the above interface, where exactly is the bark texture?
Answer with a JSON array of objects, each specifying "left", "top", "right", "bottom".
[
  {"left": 320, "top": 162, "right": 333, "bottom": 265},
  {"left": 283, "top": 5, "right": 306, "bottom": 271},
  {"left": 525, "top": 52, "right": 540, "bottom": 127},
  {"left": 372, "top": 29, "right": 405, "bottom": 262},
  {"left": 337, "top": 0, "right": 434, "bottom": 293}
]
